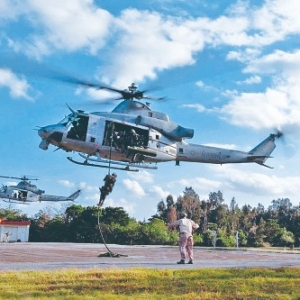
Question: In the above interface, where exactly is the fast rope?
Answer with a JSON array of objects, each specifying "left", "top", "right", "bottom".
[
  {"left": 97, "top": 207, "right": 127, "bottom": 257},
  {"left": 97, "top": 122, "right": 127, "bottom": 258}
]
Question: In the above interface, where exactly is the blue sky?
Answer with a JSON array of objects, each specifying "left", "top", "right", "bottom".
[{"left": 1, "top": 0, "right": 300, "bottom": 220}]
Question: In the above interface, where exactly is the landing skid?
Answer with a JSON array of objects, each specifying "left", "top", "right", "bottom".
[
  {"left": 67, "top": 156, "right": 139, "bottom": 172},
  {"left": 3, "top": 199, "right": 29, "bottom": 205},
  {"left": 67, "top": 154, "right": 158, "bottom": 172},
  {"left": 81, "top": 153, "right": 157, "bottom": 170}
]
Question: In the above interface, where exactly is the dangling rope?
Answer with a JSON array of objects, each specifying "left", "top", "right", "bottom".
[
  {"left": 97, "top": 122, "right": 127, "bottom": 258},
  {"left": 107, "top": 123, "right": 113, "bottom": 175},
  {"left": 97, "top": 207, "right": 127, "bottom": 257}
]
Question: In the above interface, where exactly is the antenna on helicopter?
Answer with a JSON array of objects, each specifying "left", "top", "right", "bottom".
[{"left": 128, "top": 83, "right": 137, "bottom": 93}]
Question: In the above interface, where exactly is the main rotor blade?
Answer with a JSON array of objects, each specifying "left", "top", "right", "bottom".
[
  {"left": 0, "top": 175, "right": 38, "bottom": 181},
  {"left": 0, "top": 55, "right": 166, "bottom": 101},
  {"left": 45, "top": 71, "right": 107, "bottom": 90}
]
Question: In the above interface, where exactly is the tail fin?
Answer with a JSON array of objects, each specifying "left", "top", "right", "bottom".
[
  {"left": 67, "top": 189, "right": 81, "bottom": 201},
  {"left": 247, "top": 133, "right": 278, "bottom": 168}
]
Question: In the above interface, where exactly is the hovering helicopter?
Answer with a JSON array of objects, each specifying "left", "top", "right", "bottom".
[
  {"left": 0, "top": 175, "right": 81, "bottom": 204},
  {"left": 37, "top": 82, "right": 281, "bottom": 172}
]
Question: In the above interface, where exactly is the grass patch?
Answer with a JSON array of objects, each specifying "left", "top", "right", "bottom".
[{"left": 1, "top": 268, "right": 300, "bottom": 299}]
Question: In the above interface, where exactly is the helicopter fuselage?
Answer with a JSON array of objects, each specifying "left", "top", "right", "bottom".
[
  {"left": 0, "top": 186, "right": 40, "bottom": 202},
  {"left": 0, "top": 185, "right": 80, "bottom": 203},
  {"left": 38, "top": 99, "right": 279, "bottom": 170},
  {"left": 38, "top": 100, "right": 182, "bottom": 164}
]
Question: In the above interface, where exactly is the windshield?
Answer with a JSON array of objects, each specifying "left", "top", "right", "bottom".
[{"left": 59, "top": 114, "right": 73, "bottom": 126}]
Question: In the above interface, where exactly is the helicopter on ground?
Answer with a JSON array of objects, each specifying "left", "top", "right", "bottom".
[
  {"left": 37, "top": 82, "right": 282, "bottom": 172},
  {"left": 0, "top": 175, "right": 81, "bottom": 204}
]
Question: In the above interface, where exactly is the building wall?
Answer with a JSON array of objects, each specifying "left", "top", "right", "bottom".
[{"left": 0, "top": 224, "right": 30, "bottom": 242}]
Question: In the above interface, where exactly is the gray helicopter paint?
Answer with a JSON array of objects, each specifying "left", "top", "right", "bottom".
[{"left": 38, "top": 99, "right": 280, "bottom": 170}]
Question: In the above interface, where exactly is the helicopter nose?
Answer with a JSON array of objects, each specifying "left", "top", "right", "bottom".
[
  {"left": 39, "top": 139, "right": 49, "bottom": 150},
  {"left": 38, "top": 127, "right": 48, "bottom": 139},
  {"left": 38, "top": 125, "right": 63, "bottom": 139},
  {"left": 38, "top": 124, "right": 65, "bottom": 148}
]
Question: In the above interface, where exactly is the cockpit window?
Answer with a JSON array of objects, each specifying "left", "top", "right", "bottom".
[
  {"left": 66, "top": 115, "right": 89, "bottom": 141},
  {"left": 59, "top": 114, "right": 73, "bottom": 126}
]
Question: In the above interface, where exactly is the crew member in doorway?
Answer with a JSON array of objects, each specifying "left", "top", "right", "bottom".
[
  {"left": 129, "top": 129, "right": 139, "bottom": 147},
  {"left": 98, "top": 173, "right": 117, "bottom": 206},
  {"left": 113, "top": 131, "right": 125, "bottom": 152},
  {"left": 125, "top": 129, "right": 141, "bottom": 158}
]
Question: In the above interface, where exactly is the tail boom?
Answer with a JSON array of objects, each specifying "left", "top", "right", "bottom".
[
  {"left": 175, "top": 133, "right": 278, "bottom": 167},
  {"left": 39, "top": 189, "right": 81, "bottom": 202},
  {"left": 247, "top": 134, "right": 277, "bottom": 167}
]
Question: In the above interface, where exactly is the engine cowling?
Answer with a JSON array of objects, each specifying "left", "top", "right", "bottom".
[{"left": 136, "top": 115, "right": 194, "bottom": 140}]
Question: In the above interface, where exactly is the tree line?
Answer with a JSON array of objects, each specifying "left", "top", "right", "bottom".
[{"left": 1, "top": 187, "right": 299, "bottom": 247}]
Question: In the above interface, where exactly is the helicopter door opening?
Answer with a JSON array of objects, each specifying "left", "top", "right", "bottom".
[
  {"left": 66, "top": 115, "right": 89, "bottom": 141},
  {"left": 14, "top": 190, "right": 27, "bottom": 200},
  {"left": 103, "top": 121, "right": 149, "bottom": 151}
]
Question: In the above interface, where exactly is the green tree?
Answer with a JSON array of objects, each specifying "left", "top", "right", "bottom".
[
  {"left": 210, "top": 204, "right": 229, "bottom": 232},
  {"left": 268, "top": 198, "right": 293, "bottom": 229},
  {"left": 157, "top": 200, "right": 166, "bottom": 218},
  {"left": 65, "top": 204, "right": 85, "bottom": 222},
  {"left": 166, "top": 204, "right": 177, "bottom": 224},
  {"left": 29, "top": 208, "right": 54, "bottom": 242},
  {"left": 239, "top": 205, "right": 256, "bottom": 232},
  {"left": 154, "top": 195, "right": 175, "bottom": 222},
  {"left": 0, "top": 207, "right": 28, "bottom": 221},
  {"left": 247, "top": 218, "right": 266, "bottom": 247},
  {"left": 176, "top": 187, "right": 201, "bottom": 223},
  {"left": 229, "top": 197, "right": 240, "bottom": 231},
  {"left": 200, "top": 191, "right": 224, "bottom": 232},
  {"left": 100, "top": 207, "right": 131, "bottom": 226},
  {"left": 264, "top": 219, "right": 294, "bottom": 247},
  {"left": 64, "top": 206, "right": 98, "bottom": 242}
]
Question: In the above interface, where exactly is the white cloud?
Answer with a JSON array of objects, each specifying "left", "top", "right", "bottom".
[
  {"left": 213, "top": 165, "right": 300, "bottom": 199},
  {"left": 3, "top": 0, "right": 300, "bottom": 85},
  {"left": 4, "top": 181, "right": 17, "bottom": 186},
  {"left": 0, "top": 0, "right": 25, "bottom": 20},
  {"left": 84, "top": 192, "right": 99, "bottom": 203},
  {"left": 251, "top": 0, "right": 300, "bottom": 39},
  {"left": 7, "top": 0, "right": 113, "bottom": 58},
  {"left": 168, "top": 177, "right": 222, "bottom": 192},
  {"left": 220, "top": 88, "right": 290, "bottom": 129},
  {"left": 219, "top": 50, "right": 300, "bottom": 130},
  {"left": 128, "top": 170, "right": 154, "bottom": 183},
  {"left": 182, "top": 103, "right": 206, "bottom": 112},
  {"left": 147, "top": 185, "right": 170, "bottom": 199},
  {"left": 122, "top": 179, "right": 146, "bottom": 197},
  {"left": 236, "top": 75, "right": 261, "bottom": 85},
  {"left": 104, "top": 197, "right": 136, "bottom": 215},
  {"left": 244, "top": 50, "right": 300, "bottom": 76},
  {"left": 99, "top": 9, "right": 205, "bottom": 85},
  {"left": 58, "top": 180, "right": 75, "bottom": 188},
  {"left": 97, "top": 0, "right": 300, "bottom": 85},
  {"left": 77, "top": 181, "right": 98, "bottom": 192},
  {"left": 0, "top": 69, "right": 33, "bottom": 100},
  {"left": 227, "top": 48, "right": 262, "bottom": 63}
]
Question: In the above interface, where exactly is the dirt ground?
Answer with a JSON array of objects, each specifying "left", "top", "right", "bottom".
[{"left": 1, "top": 242, "right": 300, "bottom": 271}]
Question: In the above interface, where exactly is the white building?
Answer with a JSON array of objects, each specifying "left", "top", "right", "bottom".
[{"left": 0, "top": 220, "right": 30, "bottom": 242}]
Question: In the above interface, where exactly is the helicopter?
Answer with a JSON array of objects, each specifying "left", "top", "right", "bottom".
[
  {"left": 0, "top": 175, "right": 81, "bottom": 204},
  {"left": 37, "top": 82, "right": 282, "bottom": 172}
]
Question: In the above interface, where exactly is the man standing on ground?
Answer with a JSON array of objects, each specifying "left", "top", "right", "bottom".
[{"left": 168, "top": 212, "right": 199, "bottom": 264}]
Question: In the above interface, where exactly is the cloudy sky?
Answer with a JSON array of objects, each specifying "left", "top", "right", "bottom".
[{"left": 1, "top": 0, "right": 300, "bottom": 220}]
